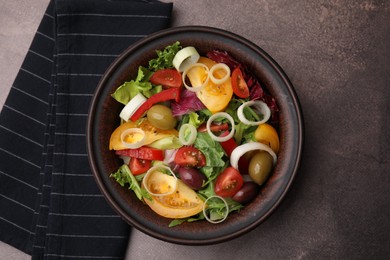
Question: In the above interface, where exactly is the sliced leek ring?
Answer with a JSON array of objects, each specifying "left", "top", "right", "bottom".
[
  {"left": 230, "top": 142, "right": 277, "bottom": 170},
  {"left": 120, "top": 128, "right": 146, "bottom": 149},
  {"left": 119, "top": 93, "right": 147, "bottom": 122},
  {"left": 206, "top": 112, "right": 235, "bottom": 142},
  {"left": 209, "top": 63, "right": 230, "bottom": 85},
  {"left": 237, "top": 100, "right": 271, "bottom": 126},
  {"left": 203, "top": 195, "right": 229, "bottom": 224},
  {"left": 182, "top": 63, "right": 210, "bottom": 93},
  {"left": 178, "top": 123, "right": 197, "bottom": 145},
  {"left": 172, "top": 46, "right": 200, "bottom": 72},
  {"left": 142, "top": 165, "right": 178, "bottom": 197}
]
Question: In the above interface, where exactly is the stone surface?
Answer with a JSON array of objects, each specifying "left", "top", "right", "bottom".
[{"left": 0, "top": 0, "right": 389, "bottom": 259}]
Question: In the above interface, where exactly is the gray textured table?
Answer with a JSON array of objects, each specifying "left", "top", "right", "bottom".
[{"left": 1, "top": 1, "right": 389, "bottom": 259}]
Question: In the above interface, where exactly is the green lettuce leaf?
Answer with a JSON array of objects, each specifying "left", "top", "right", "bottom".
[
  {"left": 225, "top": 99, "right": 259, "bottom": 144},
  {"left": 148, "top": 41, "right": 182, "bottom": 71},
  {"left": 194, "top": 132, "right": 226, "bottom": 168},
  {"left": 193, "top": 132, "right": 227, "bottom": 181},
  {"left": 110, "top": 164, "right": 150, "bottom": 201},
  {"left": 188, "top": 112, "right": 203, "bottom": 128},
  {"left": 111, "top": 66, "right": 161, "bottom": 105}
]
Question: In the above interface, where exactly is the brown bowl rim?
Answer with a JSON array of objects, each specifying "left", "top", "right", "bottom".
[{"left": 86, "top": 25, "right": 304, "bottom": 245}]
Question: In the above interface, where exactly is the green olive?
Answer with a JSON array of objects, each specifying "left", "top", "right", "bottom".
[
  {"left": 248, "top": 151, "right": 274, "bottom": 185},
  {"left": 147, "top": 104, "right": 177, "bottom": 130}
]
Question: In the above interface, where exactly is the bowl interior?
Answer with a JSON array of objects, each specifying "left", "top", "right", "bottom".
[{"left": 87, "top": 26, "right": 303, "bottom": 245}]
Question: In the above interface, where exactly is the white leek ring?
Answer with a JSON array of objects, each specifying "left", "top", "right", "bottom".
[
  {"left": 237, "top": 100, "right": 271, "bottom": 126},
  {"left": 120, "top": 128, "right": 146, "bottom": 149},
  {"left": 142, "top": 165, "right": 178, "bottom": 197},
  {"left": 209, "top": 63, "right": 230, "bottom": 85},
  {"left": 119, "top": 93, "right": 147, "bottom": 122},
  {"left": 203, "top": 195, "right": 229, "bottom": 224},
  {"left": 207, "top": 112, "right": 235, "bottom": 142},
  {"left": 179, "top": 123, "right": 197, "bottom": 145},
  {"left": 230, "top": 142, "right": 277, "bottom": 170},
  {"left": 182, "top": 63, "right": 210, "bottom": 93},
  {"left": 172, "top": 46, "right": 200, "bottom": 72}
]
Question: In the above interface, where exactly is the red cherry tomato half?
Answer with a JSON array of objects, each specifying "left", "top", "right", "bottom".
[
  {"left": 174, "top": 147, "right": 206, "bottom": 167},
  {"left": 129, "top": 157, "right": 151, "bottom": 175},
  {"left": 214, "top": 167, "right": 244, "bottom": 198},
  {"left": 115, "top": 147, "right": 164, "bottom": 161},
  {"left": 150, "top": 69, "right": 182, "bottom": 88},
  {"left": 231, "top": 67, "right": 249, "bottom": 98}
]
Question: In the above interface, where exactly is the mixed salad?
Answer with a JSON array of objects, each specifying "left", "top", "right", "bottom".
[{"left": 109, "top": 42, "right": 280, "bottom": 226}]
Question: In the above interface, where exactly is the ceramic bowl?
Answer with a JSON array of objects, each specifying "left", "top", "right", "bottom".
[{"left": 87, "top": 26, "right": 303, "bottom": 245}]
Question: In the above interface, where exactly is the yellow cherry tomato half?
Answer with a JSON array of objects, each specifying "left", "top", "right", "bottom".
[
  {"left": 186, "top": 57, "right": 233, "bottom": 113},
  {"left": 142, "top": 170, "right": 204, "bottom": 219},
  {"left": 254, "top": 123, "right": 280, "bottom": 154},
  {"left": 109, "top": 120, "right": 178, "bottom": 150}
]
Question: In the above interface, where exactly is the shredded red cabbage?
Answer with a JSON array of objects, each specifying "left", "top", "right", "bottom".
[
  {"left": 207, "top": 50, "right": 279, "bottom": 127},
  {"left": 171, "top": 89, "right": 206, "bottom": 117},
  {"left": 206, "top": 50, "right": 240, "bottom": 71}
]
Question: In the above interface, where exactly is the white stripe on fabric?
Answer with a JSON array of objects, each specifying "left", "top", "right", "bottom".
[
  {"left": 33, "top": 245, "right": 45, "bottom": 249},
  {"left": 57, "top": 72, "right": 103, "bottom": 77},
  {"left": 53, "top": 152, "right": 88, "bottom": 157},
  {"left": 52, "top": 172, "right": 92, "bottom": 177},
  {"left": 0, "top": 147, "right": 41, "bottom": 168},
  {"left": 36, "top": 224, "right": 48, "bottom": 228},
  {"left": 51, "top": 192, "right": 103, "bottom": 197},
  {"left": 55, "top": 132, "right": 86, "bottom": 136},
  {"left": 29, "top": 50, "right": 54, "bottom": 62},
  {"left": 56, "top": 113, "right": 88, "bottom": 117},
  {"left": 44, "top": 13, "right": 54, "bottom": 19},
  {"left": 0, "top": 216, "right": 34, "bottom": 234},
  {"left": 57, "top": 13, "right": 169, "bottom": 18},
  {"left": 57, "top": 93, "right": 93, "bottom": 97},
  {"left": 0, "top": 170, "right": 39, "bottom": 190},
  {"left": 36, "top": 31, "right": 55, "bottom": 42},
  {"left": 0, "top": 194, "right": 35, "bottom": 212},
  {"left": 57, "top": 33, "right": 145, "bottom": 38},
  {"left": 3, "top": 104, "right": 46, "bottom": 126},
  {"left": 49, "top": 213, "right": 121, "bottom": 218},
  {"left": 57, "top": 53, "right": 118, "bottom": 57},
  {"left": 11, "top": 86, "right": 49, "bottom": 105},
  {"left": 47, "top": 233, "right": 126, "bottom": 239},
  {"left": 20, "top": 68, "right": 51, "bottom": 84},
  {"left": 0, "top": 124, "right": 44, "bottom": 147}
]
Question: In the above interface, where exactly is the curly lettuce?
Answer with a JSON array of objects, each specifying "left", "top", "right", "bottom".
[
  {"left": 111, "top": 66, "right": 161, "bottom": 105},
  {"left": 193, "top": 132, "right": 227, "bottom": 182},
  {"left": 148, "top": 41, "right": 182, "bottom": 71},
  {"left": 110, "top": 164, "right": 150, "bottom": 201}
]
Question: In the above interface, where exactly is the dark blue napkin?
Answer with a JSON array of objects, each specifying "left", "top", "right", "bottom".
[{"left": 0, "top": 0, "right": 172, "bottom": 258}]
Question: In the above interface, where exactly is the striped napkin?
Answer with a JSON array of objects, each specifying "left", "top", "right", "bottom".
[{"left": 0, "top": 0, "right": 172, "bottom": 259}]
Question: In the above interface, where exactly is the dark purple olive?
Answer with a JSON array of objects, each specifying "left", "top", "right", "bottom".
[
  {"left": 178, "top": 167, "right": 206, "bottom": 190},
  {"left": 232, "top": 182, "right": 260, "bottom": 204}
]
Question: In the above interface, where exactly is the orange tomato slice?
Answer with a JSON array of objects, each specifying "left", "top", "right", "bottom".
[
  {"left": 186, "top": 57, "right": 233, "bottom": 113},
  {"left": 109, "top": 120, "right": 178, "bottom": 150},
  {"left": 142, "top": 171, "right": 204, "bottom": 219}
]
